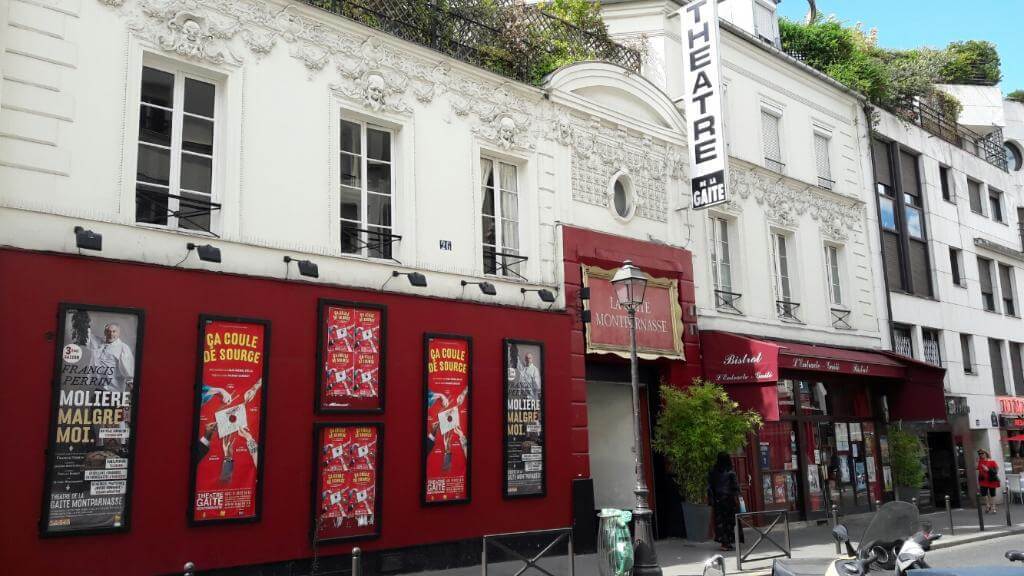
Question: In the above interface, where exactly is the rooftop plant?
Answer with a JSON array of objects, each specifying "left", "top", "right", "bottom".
[{"left": 1008, "top": 90, "right": 1024, "bottom": 103}]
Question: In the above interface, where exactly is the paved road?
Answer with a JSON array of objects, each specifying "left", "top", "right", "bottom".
[{"left": 926, "top": 535, "right": 1024, "bottom": 569}]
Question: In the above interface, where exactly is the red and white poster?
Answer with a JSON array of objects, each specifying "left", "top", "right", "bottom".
[
  {"left": 318, "top": 300, "right": 385, "bottom": 413},
  {"left": 190, "top": 317, "right": 269, "bottom": 523},
  {"left": 423, "top": 335, "right": 471, "bottom": 505},
  {"left": 314, "top": 424, "right": 381, "bottom": 542}
]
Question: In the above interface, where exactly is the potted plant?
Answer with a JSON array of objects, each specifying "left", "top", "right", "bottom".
[
  {"left": 652, "top": 379, "right": 762, "bottom": 541},
  {"left": 888, "top": 425, "right": 925, "bottom": 502}
]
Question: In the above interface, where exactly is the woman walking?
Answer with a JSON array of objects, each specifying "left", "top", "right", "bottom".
[
  {"left": 708, "top": 452, "right": 741, "bottom": 551},
  {"left": 977, "top": 448, "right": 1000, "bottom": 514}
]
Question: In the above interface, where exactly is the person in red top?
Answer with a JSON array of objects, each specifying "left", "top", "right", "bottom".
[{"left": 977, "top": 448, "right": 1001, "bottom": 514}]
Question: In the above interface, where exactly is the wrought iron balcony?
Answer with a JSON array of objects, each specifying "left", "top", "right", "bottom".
[
  {"left": 136, "top": 190, "right": 222, "bottom": 237},
  {"left": 765, "top": 157, "right": 785, "bottom": 173},
  {"left": 893, "top": 98, "right": 1008, "bottom": 171},
  {"left": 830, "top": 308, "right": 852, "bottom": 330},
  {"left": 776, "top": 299, "right": 801, "bottom": 322},
  {"left": 817, "top": 176, "right": 835, "bottom": 190},
  {"left": 483, "top": 247, "right": 528, "bottom": 281},
  {"left": 714, "top": 289, "right": 743, "bottom": 314},
  {"left": 341, "top": 226, "right": 402, "bottom": 261},
  {"left": 301, "top": 0, "right": 640, "bottom": 85}
]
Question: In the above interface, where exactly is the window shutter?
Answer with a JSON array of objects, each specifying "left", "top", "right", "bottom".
[
  {"left": 872, "top": 139, "right": 892, "bottom": 187},
  {"left": 754, "top": 2, "right": 778, "bottom": 44},
  {"left": 883, "top": 232, "right": 904, "bottom": 291},
  {"left": 814, "top": 134, "right": 831, "bottom": 180},
  {"left": 1010, "top": 342, "right": 1024, "bottom": 391},
  {"left": 761, "top": 111, "right": 781, "bottom": 161},
  {"left": 978, "top": 258, "right": 993, "bottom": 294},
  {"left": 989, "top": 339, "right": 1007, "bottom": 395},
  {"left": 999, "top": 264, "right": 1015, "bottom": 311},
  {"left": 899, "top": 150, "right": 920, "bottom": 198},
  {"left": 968, "top": 179, "right": 983, "bottom": 213},
  {"left": 908, "top": 240, "right": 931, "bottom": 297}
]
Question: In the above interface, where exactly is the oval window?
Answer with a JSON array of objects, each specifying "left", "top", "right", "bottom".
[
  {"left": 1005, "top": 140, "right": 1023, "bottom": 172},
  {"left": 613, "top": 176, "right": 632, "bottom": 218}
]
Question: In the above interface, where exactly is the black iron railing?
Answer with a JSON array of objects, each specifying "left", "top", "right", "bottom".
[
  {"left": 136, "top": 190, "right": 222, "bottom": 237},
  {"left": 818, "top": 176, "right": 835, "bottom": 190},
  {"left": 893, "top": 98, "right": 1008, "bottom": 171},
  {"left": 765, "top": 157, "right": 785, "bottom": 173},
  {"left": 341, "top": 226, "right": 402, "bottom": 260},
  {"left": 715, "top": 289, "right": 743, "bottom": 314},
  {"left": 776, "top": 299, "right": 801, "bottom": 322},
  {"left": 300, "top": 0, "right": 640, "bottom": 85},
  {"left": 830, "top": 308, "right": 852, "bottom": 330},
  {"left": 483, "top": 247, "right": 528, "bottom": 280}
]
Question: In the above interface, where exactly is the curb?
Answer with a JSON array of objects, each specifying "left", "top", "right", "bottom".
[{"left": 931, "top": 525, "right": 1024, "bottom": 550}]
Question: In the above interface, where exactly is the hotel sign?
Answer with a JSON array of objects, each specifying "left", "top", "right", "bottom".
[
  {"left": 680, "top": 0, "right": 728, "bottom": 209},
  {"left": 582, "top": 265, "right": 685, "bottom": 360}
]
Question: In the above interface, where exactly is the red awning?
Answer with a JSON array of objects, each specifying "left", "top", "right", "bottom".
[
  {"left": 700, "top": 331, "right": 948, "bottom": 421},
  {"left": 777, "top": 341, "right": 905, "bottom": 379}
]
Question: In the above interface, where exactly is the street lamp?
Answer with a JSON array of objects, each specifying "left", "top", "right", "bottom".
[{"left": 610, "top": 260, "right": 661, "bottom": 576}]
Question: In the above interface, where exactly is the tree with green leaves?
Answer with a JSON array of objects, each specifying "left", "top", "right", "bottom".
[
  {"left": 1008, "top": 90, "right": 1024, "bottom": 104},
  {"left": 888, "top": 425, "right": 925, "bottom": 495},
  {"left": 652, "top": 380, "right": 762, "bottom": 503}
]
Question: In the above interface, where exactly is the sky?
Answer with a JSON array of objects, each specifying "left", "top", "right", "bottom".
[{"left": 775, "top": 0, "right": 1024, "bottom": 95}]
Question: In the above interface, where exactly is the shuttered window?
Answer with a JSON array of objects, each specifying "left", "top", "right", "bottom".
[
  {"left": 908, "top": 241, "right": 932, "bottom": 297},
  {"left": 978, "top": 257, "right": 995, "bottom": 311},
  {"left": 815, "top": 133, "right": 833, "bottom": 189},
  {"left": 961, "top": 334, "right": 974, "bottom": 374},
  {"left": 883, "top": 232, "right": 904, "bottom": 291},
  {"left": 1011, "top": 342, "right": 1024, "bottom": 393},
  {"left": 762, "top": 110, "right": 782, "bottom": 171},
  {"left": 990, "top": 338, "right": 1007, "bottom": 396},
  {"left": 999, "top": 264, "right": 1016, "bottom": 316},
  {"left": 753, "top": 1, "right": 779, "bottom": 44},
  {"left": 968, "top": 179, "right": 983, "bottom": 214}
]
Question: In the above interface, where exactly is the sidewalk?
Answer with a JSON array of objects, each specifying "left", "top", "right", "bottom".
[{"left": 417, "top": 503, "right": 1024, "bottom": 576}]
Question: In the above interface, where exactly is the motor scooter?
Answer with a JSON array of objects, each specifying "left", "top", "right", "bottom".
[{"left": 894, "top": 529, "right": 1024, "bottom": 576}]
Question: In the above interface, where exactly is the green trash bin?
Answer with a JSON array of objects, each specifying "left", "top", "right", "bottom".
[{"left": 597, "top": 508, "right": 634, "bottom": 576}]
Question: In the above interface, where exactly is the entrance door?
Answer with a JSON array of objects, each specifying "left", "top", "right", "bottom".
[
  {"left": 928, "top": 432, "right": 958, "bottom": 508},
  {"left": 587, "top": 381, "right": 637, "bottom": 511}
]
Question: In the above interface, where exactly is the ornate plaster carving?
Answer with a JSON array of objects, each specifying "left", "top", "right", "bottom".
[{"left": 127, "top": 0, "right": 243, "bottom": 65}]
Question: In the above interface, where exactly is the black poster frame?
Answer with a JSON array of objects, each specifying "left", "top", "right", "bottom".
[
  {"left": 421, "top": 333, "right": 473, "bottom": 506},
  {"left": 502, "top": 338, "right": 547, "bottom": 499},
  {"left": 315, "top": 299, "right": 387, "bottom": 414},
  {"left": 311, "top": 422, "right": 385, "bottom": 544},
  {"left": 39, "top": 303, "right": 146, "bottom": 537},
  {"left": 187, "top": 314, "right": 272, "bottom": 526}
]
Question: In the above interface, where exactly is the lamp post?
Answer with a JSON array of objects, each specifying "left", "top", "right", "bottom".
[{"left": 611, "top": 260, "right": 662, "bottom": 576}]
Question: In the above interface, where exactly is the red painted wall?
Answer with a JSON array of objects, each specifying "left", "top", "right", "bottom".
[
  {"left": 0, "top": 249, "right": 572, "bottom": 575},
  {"left": 561, "top": 226, "right": 702, "bottom": 481}
]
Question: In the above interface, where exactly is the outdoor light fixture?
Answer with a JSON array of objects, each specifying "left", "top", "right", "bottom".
[
  {"left": 520, "top": 288, "right": 556, "bottom": 303},
  {"left": 611, "top": 259, "right": 648, "bottom": 308},
  {"left": 73, "top": 226, "right": 102, "bottom": 251},
  {"left": 461, "top": 280, "right": 497, "bottom": 296},
  {"left": 187, "top": 242, "right": 221, "bottom": 263},
  {"left": 284, "top": 255, "right": 319, "bottom": 278},
  {"left": 611, "top": 259, "right": 660, "bottom": 575},
  {"left": 390, "top": 270, "right": 427, "bottom": 287}
]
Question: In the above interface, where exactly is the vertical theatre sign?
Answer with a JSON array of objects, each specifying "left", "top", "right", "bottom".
[
  {"left": 422, "top": 334, "right": 472, "bottom": 505},
  {"left": 41, "top": 304, "right": 145, "bottom": 536},
  {"left": 189, "top": 316, "right": 270, "bottom": 524},
  {"left": 504, "top": 340, "right": 546, "bottom": 498},
  {"left": 680, "top": 0, "right": 728, "bottom": 209}
]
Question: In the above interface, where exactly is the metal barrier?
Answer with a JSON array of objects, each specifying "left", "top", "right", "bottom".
[
  {"left": 734, "top": 510, "right": 791, "bottom": 571},
  {"left": 482, "top": 527, "right": 574, "bottom": 576}
]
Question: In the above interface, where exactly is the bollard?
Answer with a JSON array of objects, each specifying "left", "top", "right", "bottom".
[
  {"left": 874, "top": 500, "right": 881, "bottom": 511},
  {"left": 831, "top": 505, "right": 841, "bottom": 554},
  {"left": 1006, "top": 487, "right": 1013, "bottom": 527},
  {"left": 912, "top": 496, "right": 918, "bottom": 509},
  {"left": 352, "top": 547, "right": 361, "bottom": 576},
  {"left": 183, "top": 562, "right": 195, "bottom": 576},
  {"left": 946, "top": 495, "right": 954, "bottom": 535},
  {"left": 978, "top": 494, "right": 986, "bottom": 532}
]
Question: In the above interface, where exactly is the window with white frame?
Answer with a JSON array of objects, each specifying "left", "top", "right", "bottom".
[
  {"left": 814, "top": 132, "right": 833, "bottom": 190},
  {"left": 709, "top": 216, "right": 739, "bottom": 312},
  {"left": 136, "top": 65, "right": 218, "bottom": 233},
  {"left": 340, "top": 118, "right": 395, "bottom": 259},
  {"left": 481, "top": 157, "right": 523, "bottom": 278},
  {"left": 753, "top": 0, "right": 780, "bottom": 46},
  {"left": 770, "top": 231, "right": 798, "bottom": 320},
  {"left": 824, "top": 244, "right": 843, "bottom": 306},
  {"left": 761, "top": 109, "right": 783, "bottom": 172}
]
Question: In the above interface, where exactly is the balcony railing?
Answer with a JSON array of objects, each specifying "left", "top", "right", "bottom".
[
  {"left": 300, "top": 0, "right": 640, "bottom": 85},
  {"left": 765, "top": 157, "right": 785, "bottom": 173},
  {"left": 893, "top": 98, "right": 1008, "bottom": 171},
  {"left": 715, "top": 289, "right": 743, "bottom": 314},
  {"left": 830, "top": 308, "right": 852, "bottom": 330},
  {"left": 817, "top": 176, "right": 835, "bottom": 190},
  {"left": 483, "top": 247, "right": 528, "bottom": 281},
  {"left": 136, "top": 191, "right": 222, "bottom": 237},
  {"left": 341, "top": 226, "right": 402, "bottom": 261},
  {"left": 776, "top": 299, "right": 801, "bottom": 322}
]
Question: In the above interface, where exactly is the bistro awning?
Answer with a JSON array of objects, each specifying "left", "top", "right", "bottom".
[{"left": 700, "top": 331, "right": 947, "bottom": 421}]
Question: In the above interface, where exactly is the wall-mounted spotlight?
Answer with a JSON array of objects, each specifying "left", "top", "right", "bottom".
[
  {"left": 388, "top": 270, "right": 427, "bottom": 288},
  {"left": 187, "top": 242, "right": 221, "bottom": 263},
  {"left": 521, "top": 287, "right": 556, "bottom": 303},
  {"left": 73, "top": 226, "right": 102, "bottom": 251},
  {"left": 284, "top": 256, "right": 319, "bottom": 278},
  {"left": 461, "top": 280, "right": 497, "bottom": 296}
]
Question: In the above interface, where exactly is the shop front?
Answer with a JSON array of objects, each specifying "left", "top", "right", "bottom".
[
  {"left": 562, "top": 226, "right": 702, "bottom": 543},
  {"left": 998, "top": 396, "right": 1024, "bottom": 475},
  {"left": 701, "top": 331, "right": 947, "bottom": 520}
]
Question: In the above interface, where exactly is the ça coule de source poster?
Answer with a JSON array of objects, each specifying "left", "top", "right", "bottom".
[
  {"left": 423, "top": 335, "right": 471, "bottom": 504},
  {"left": 318, "top": 301, "right": 385, "bottom": 412},
  {"left": 504, "top": 340, "right": 545, "bottom": 497},
  {"left": 42, "top": 304, "right": 144, "bottom": 535},
  {"left": 189, "top": 317, "right": 269, "bottom": 523},
  {"left": 315, "top": 424, "right": 382, "bottom": 542}
]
